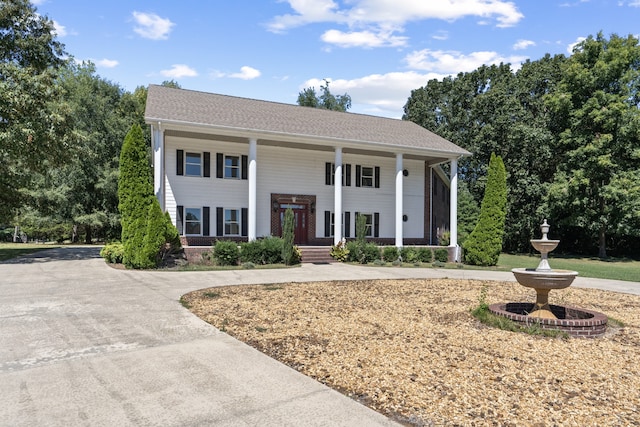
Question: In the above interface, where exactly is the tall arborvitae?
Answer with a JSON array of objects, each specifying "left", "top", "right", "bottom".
[
  {"left": 463, "top": 153, "right": 507, "bottom": 266},
  {"left": 281, "top": 208, "right": 296, "bottom": 265},
  {"left": 117, "top": 124, "right": 154, "bottom": 267}
]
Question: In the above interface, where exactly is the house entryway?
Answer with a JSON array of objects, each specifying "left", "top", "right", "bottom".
[{"left": 270, "top": 193, "right": 317, "bottom": 246}]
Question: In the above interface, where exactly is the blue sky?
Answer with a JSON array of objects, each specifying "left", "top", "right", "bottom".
[{"left": 34, "top": 0, "right": 640, "bottom": 118}]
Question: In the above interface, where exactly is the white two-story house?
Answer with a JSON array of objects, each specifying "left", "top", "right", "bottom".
[{"left": 144, "top": 85, "right": 470, "bottom": 257}]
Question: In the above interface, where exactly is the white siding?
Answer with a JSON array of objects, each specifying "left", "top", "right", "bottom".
[{"left": 163, "top": 135, "right": 424, "bottom": 239}]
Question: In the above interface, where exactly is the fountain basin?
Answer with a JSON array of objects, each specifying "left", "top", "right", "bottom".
[
  {"left": 530, "top": 239, "right": 559, "bottom": 253},
  {"left": 488, "top": 303, "right": 608, "bottom": 338},
  {"left": 512, "top": 268, "right": 578, "bottom": 289}
]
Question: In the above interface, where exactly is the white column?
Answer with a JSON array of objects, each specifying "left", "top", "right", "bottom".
[
  {"left": 449, "top": 158, "right": 458, "bottom": 249},
  {"left": 334, "top": 147, "right": 343, "bottom": 245},
  {"left": 152, "top": 123, "right": 165, "bottom": 211},
  {"left": 395, "top": 153, "right": 403, "bottom": 248},
  {"left": 248, "top": 139, "right": 257, "bottom": 241}
]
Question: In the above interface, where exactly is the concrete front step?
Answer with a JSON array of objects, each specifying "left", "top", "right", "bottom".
[{"left": 299, "top": 247, "right": 335, "bottom": 264}]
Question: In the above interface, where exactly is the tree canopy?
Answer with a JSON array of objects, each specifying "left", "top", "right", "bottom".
[
  {"left": 404, "top": 32, "right": 640, "bottom": 257},
  {"left": 297, "top": 79, "right": 352, "bottom": 112}
]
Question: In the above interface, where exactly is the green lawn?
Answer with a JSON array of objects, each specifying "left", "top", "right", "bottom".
[
  {"left": 487, "top": 253, "right": 640, "bottom": 282},
  {"left": 0, "top": 243, "right": 61, "bottom": 262}
]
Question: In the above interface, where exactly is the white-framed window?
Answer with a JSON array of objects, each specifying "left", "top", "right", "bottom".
[
  {"left": 185, "top": 207, "right": 202, "bottom": 235},
  {"left": 361, "top": 166, "right": 374, "bottom": 187},
  {"left": 185, "top": 152, "right": 202, "bottom": 176},
  {"left": 224, "top": 155, "right": 240, "bottom": 179},
  {"left": 224, "top": 209, "right": 240, "bottom": 235}
]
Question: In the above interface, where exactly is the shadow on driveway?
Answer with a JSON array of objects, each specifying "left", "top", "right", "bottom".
[{"left": 1, "top": 246, "right": 103, "bottom": 264}]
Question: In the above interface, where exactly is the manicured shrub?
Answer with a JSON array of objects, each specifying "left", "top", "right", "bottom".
[
  {"left": 345, "top": 240, "right": 359, "bottom": 262},
  {"left": 400, "top": 247, "right": 418, "bottom": 263},
  {"left": 240, "top": 240, "right": 265, "bottom": 264},
  {"left": 100, "top": 242, "right": 124, "bottom": 263},
  {"left": 418, "top": 247, "right": 433, "bottom": 263},
  {"left": 360, "top": 242, "right": 381, "bottom": 264},
  {"left": 382, "top": 246, "right": 399, "bottom": 262},
  {"left": 261, "top": 236, "right": 284, "bottom": 264},
  {"left": 434, "top": 248, "right": 449, "bottom": 263},
  {"left": 137, "top": 198, "right": 168, "bottom": 269},
  {"left": 213, "top": 240, "right": 240, "bottom": 266},
  {"left": 463, "top": 153, "right": 507, "bottom": 266}
]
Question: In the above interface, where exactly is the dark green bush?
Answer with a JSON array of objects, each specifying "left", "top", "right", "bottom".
[
  {"left": 100, "top": 242, "right": 124, "bottom": 263},
  {"left": 345, "top": 240, "right": 359, "bottom": 262},
  {"left": 418, "top": 247, "right": 433, "bottom": 263},
  {"left": 213, "top": 240, "right": 240, "bottom": 266},
  {"left": 240, "top": 240, "right": 265, "bottom": 264},
  {"left": 261, "top": 236, "right": 284, "bottom": 264},
  {"left": 382, "top": 246, "right": 399, "bottom": 262},
  {"left": 434, "top": 248, "right": 449, "bottom": 263},
  {"left": 400, "top": 247, "right": 418, "bottom": 263},
  {"left": 360, "top": 243, "right": 381, "bottom": 264}
]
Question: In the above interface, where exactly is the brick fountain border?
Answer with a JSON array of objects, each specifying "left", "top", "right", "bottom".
[{"left": 488, "top": 302, "right": 608, "bottom": 338}]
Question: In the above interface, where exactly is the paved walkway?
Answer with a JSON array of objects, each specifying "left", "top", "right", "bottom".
[{"left": 1, "top": 247, "right": 638, "bottom": 426}]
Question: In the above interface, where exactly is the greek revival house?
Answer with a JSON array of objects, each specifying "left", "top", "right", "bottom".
[{"left": 144, "top": 85, "right": 470, "bottom": 256}]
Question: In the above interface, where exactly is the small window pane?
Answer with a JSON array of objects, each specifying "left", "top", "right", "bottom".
[
  {"left": 185, "top": 153, "right": 201, "bottom": 176},
  {"left": 185, "top": 208, "right": 201, "bottom": 235},
  {"left": 224, "top": 209, "right": 240, "bottom": 235},
  {"left": 225, "top": 156, "right": 240, "bottom": 179},
  {"left": 361, "top": 166, "right": 374, "bottom": 187}
]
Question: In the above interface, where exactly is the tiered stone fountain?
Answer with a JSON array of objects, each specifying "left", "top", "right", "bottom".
[{"left": 488, "top": 220, "right": 608, "bottom": 337}]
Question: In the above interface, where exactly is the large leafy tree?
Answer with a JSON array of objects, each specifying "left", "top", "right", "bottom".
[
  {"left": 0, "top": 0, "right": 74, "bottom": 221},
  {"left": 404, "top": 57, "right": 566, "bottom": 252},
  {"left": 545, "top": 33, "right": 640, "bottom": 258},
  {"left": 298, "top": 79, "right": 352, "bottom": 112}
]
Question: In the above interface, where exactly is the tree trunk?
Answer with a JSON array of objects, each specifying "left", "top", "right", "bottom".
[
  {"left": 84, "top": 225, "right": 92, "bottom": 245},
  {"left": 598, "top": 225, "right": 607, "bottom": 259}
]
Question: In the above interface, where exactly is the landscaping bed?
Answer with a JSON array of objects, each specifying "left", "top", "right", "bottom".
[{"left": 181, "top": 279, "right": 640, "bottom": 425}]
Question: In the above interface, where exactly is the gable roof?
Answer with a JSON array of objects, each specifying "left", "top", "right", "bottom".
[{"left": 144, "top": 85, "right": 470, "bottom": 159}]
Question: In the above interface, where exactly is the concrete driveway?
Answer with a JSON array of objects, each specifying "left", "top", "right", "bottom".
[{"left": 1, "top": 247, "right": 638, "bottom": 426}]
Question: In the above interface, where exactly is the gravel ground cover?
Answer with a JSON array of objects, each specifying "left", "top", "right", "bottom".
[{"left": 182, "top": 279, "right": 640, "bottom": 426}]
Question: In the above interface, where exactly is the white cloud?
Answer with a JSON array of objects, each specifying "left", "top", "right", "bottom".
[
  {"left": 567, "top": 36, "right": 587, "bottom": 53},
  {"left": 132, "top": 11, "right": 175, "bottom": 40},
  {"left": 432, "top": 30, "right": 449, "bottom": 41},
  {"left": 160, "top": 64, "right": 198, "bottom": 78},
  {"left": 268, "top": 0, "right": 524, "bottom": 41},
  {"left": 52, "top": 20, "right": 67, "bottom": 37},
  {"left": 513, "top": 39, "right": 535, "bottom": 50},
  {"left": 229, "top": 66, "right": 261, "bottom": 80},
  {"left": 321, "top": 28, "right": 407, "bottom": 48},
  {"left": 95, "top": 58, "right": 119, "bottom": 68},
  {"left": 211, "top": 66, "right": 262, "bottom": 80},
  {"left": 301, "top": 71, "right": 447, "bottom": 118},
  {"left": 405, "top": 49, "right": 527, "bottom": 74}
]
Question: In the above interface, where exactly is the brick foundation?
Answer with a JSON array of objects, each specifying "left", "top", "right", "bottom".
[{"left": 488, "top": 302, "right": 608, "bottom": 338}]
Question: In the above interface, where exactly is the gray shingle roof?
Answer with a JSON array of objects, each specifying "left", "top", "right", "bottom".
[{"left": 144, "top": 85, "right": 470, "bottom": 157}]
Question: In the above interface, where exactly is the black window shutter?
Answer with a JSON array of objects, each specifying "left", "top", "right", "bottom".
[
  {"left": 203, "top": 152, "right": 211, "bottom": 178},
  {"left": 355, "top": 165, "right": 361, "bottom": 187},
  {"left": 216, "top": 207, "right": 223, "bottom": 236},
  {"left": 345, "top": 212, "right": 350, "bottom": 238},
  {"left": 241, "top": 155, "right": 248, "bottom": 180},
  {"left": 375, "top": 167, "right": 380, "bottom": 188},
  {"left": 345, "top": 164, "right": 351, "bottom": 186},
  {"left": 216, "top": 153, "right": 224, "bottom": 179},
  {"left": 176, "top": 150, "right": 184, "bottom": 176},
  {"left": 374, "top": 212, "right": 380, "bottom": 238},
  {"left": 177, "top": 205, "right": 184, "bottom": 235},
  {"left": 203, "top": 206, "right": 210, "bottom": 236},
  {"left": 325, "top": 162, "right": 332, "bottom": 185},
  {"left": 324, "top": 211, "right": 331, "bottom": 237},
  {"left": 241, "top": 208, "right": 248, "bottom": 236}
]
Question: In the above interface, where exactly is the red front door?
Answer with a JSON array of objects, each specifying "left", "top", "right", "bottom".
[{"left": 279, "top": 204, "right": 308, "bottom": 245}]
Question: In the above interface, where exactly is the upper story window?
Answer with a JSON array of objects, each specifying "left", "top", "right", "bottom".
[
  {"left": 185, "top": 152, "right": 202, "bottom": 176},
  {"left": 355, "top": 165, "right": 380, "bottom": 188},
  {"left": 225, "top": 155, "right": 240, "bottom": 179},
  {"left": 361, "top": 167, "right": 374, "bottom": 187}
]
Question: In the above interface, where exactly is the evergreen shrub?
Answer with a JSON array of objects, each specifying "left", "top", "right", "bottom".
[
  {"left": 418, "top": 247, "right": 433, "bottom": 263},
  {"left": 400, "top": 247, "right": 418, "bottom": 263},
  {"left": 261, "top": 236, "right": 284, "bottom": 264},
  {"left": 240, "top": 240, "right": 265, "bottom": 264},
  {"left": 100, "top": 242, "right": 124, "bottom": 263},
  {"left": 382, "top": 246, "right": 399, "bottom": 262},
  {"left": 213, "top": 240, "right": 240, "bottom": 266},
  {"left": 434, "top": 248, "right": 449, "bottom": 263}
]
